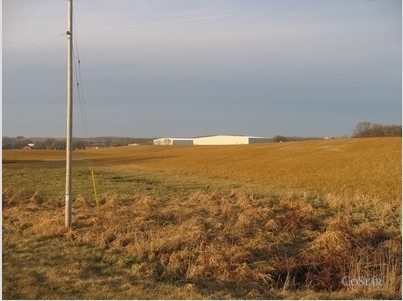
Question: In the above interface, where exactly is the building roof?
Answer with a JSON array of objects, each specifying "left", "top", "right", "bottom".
[{"left": 153, "top": 137, "right": 194, "bottom": 141}]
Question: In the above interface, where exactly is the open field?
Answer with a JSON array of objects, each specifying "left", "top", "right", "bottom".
[{"left": 2, "top": 137, "right": 402, "bottom": 299}]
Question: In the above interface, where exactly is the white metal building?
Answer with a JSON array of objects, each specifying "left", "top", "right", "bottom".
[
  {"left": 153, "top": 138, "right": 194, "bottom": 145},
  {"left": 193, "top": 135, "right": 272, "bottom": 145}
]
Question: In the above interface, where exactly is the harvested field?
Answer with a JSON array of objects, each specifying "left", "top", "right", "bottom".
[{"left": 2, "top": 137, "right": 402, "bottom": 299}]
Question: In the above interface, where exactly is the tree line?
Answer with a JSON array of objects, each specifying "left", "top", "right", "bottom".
[
  {"left": 2, "top": 136, "right": 153, "bottom": 149},
  {"left": 352, "top": 122, "right": 402, "bottom": 138},
  {"left": 3, "top": 122, "right": 401, "bottom": 149}
]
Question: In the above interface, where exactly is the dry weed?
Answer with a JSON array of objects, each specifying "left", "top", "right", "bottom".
[{"left": 2, "top": 185, "right": 401, "bottom": 299}]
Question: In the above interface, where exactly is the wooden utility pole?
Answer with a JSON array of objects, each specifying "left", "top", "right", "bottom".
[{"left": 65, "top": 0, "right": 73, "bottom": 227}]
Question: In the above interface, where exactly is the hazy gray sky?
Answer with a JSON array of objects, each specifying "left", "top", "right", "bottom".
[{"left": 2, "top": 0, "right": 402, "bottom": 138}]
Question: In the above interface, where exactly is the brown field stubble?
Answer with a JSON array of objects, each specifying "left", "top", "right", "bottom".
[
  {"left": 5, "top": 137, "right": 399, "bottom": 200},
  {"left": 2, "top": 137, "right": 402, "bottom": 299}
]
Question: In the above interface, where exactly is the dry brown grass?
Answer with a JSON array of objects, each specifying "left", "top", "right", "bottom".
[
  {"left": 2, "top": 138, "right": 401, "bottom": 299},
  {"left": 2, "top": 188, "right": 401, "bottom": 299}
]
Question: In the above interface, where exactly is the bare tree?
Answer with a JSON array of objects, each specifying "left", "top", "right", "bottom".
[
  {"left": 352, "top": 122, "right": 372, "bottom": 138},
  {"left": 352, "top": 122, "right": 402, "bottom": 138}
]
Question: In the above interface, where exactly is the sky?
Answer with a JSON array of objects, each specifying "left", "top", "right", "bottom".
[{"left": 2, "top": 0, "right": 402, "bottom": 138}]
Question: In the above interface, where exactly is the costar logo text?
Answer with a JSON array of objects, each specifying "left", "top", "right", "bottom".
[{"left": 341, "top": 276, "right": 382, "bottom": 287}]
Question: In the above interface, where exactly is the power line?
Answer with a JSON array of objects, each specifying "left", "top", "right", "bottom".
[
  {"left": 73, "top": 15, "right": 100, "bottom": 210},
  {"left": 3, "top": 33, "right": 65, "bottom": 48},
  {"left": 3, "top": 0, "right": 375, "bottom": 49},
  {"left": 80, "top": 0, "right": 375, "bottom": 34}
]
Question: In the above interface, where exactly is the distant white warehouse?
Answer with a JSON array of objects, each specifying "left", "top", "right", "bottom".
[
  {"left": 153, "top": 135, "right": 272, "bottom": 146},
  {"left": 193, "top": 135, "right": 272, "bottom": 145},
  {"left": 153, "top": 138, "right": 194, "bottom": 145}
]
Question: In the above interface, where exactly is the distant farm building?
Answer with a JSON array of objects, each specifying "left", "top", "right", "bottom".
[
  {"left": 193, "top": 135, "right": 272, "bottom": 145},
  {"left": 153, "top": 138, "right": 194, "bottom": 145},
  {"left": 153, "top": 135, "right": 272, "bottom": 146}
]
